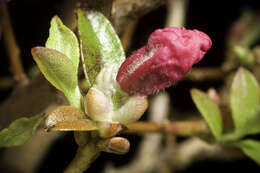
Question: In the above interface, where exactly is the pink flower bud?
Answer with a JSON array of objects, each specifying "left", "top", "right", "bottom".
[{"left": 116, "top": 27, "right": 212, "bottom": 95}]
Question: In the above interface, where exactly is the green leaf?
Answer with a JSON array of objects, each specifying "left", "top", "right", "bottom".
[
  {"left": 241, "top": 22, "right": 260, "bottom": 47},
  {"left": 46, "top": 16, "right": 80, "bottom": 68},
  {"left": 231, "top": 68, "right": 260, "bottom": 136},
  {"left": 31, "top": 47, "right": 81, "bottom": 108},
  {"left": 77, "top": 10, "right": 125, "bottom": 88},
  {"left": 236, "top": 139, "right": 260, "bottom": 165},
  {"left": 233, "top": 45, "right": 254, "bottom": 66},
  {"left": 112, "top": 90, "right": 129, "bottom": 110},
  {"left": 191, "top": 89, "right": 223, "bottom": 139},
  {"left": 85, "top": 10, "right": 125, "bottom": 65},
  {"left": 77, "top": 10, "right": 102, "bottom": 88},
  {"left": 0, "top": 114, "right": 43, "bottom": 147}
]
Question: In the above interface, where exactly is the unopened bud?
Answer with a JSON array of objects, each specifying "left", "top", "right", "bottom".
[
  {"left": 97, "top": 121, "right": 125, "bottom": 138},
  {"left": 116, "top": 27, "right": 212, "bottom": 95},
  {"left": 85, "top": 87, "right": 111, "bottom": 122},
  {"left": 207, "top": 88, "right": 221, "bottom": 105},
  {"left": 112, "top": 96, "right": 148, "bottom": 124},
  {"left": 98, "top": 137, "right": 130, "bottom": 155}
]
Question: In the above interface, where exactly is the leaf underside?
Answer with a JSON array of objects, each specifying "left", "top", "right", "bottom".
[{"left": 45, "top": 106, "right": 97, "bottom": 131}]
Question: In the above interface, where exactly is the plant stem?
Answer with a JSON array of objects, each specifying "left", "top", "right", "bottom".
[
  {"left": 185, "top": 67, "right": 230, "bottom": 81},
  {"left": 112, "top": 0, "right": 165, "bottom": 34},
  {"left": 121, "top": 19, "right": 138, "bottom": 52},
  {"left": 64, "top": 141, "right": 100, "bottom": 173},
  {"left": 0, "top": 3, "right": 28, "bottom": 85},
  {"left": 126, "top": 120, "right": 210, "bottom": 136},
  {"left": 0, "top": 76, "right": 14, "bottom": 89},
  {"left": 165, "top": 0, "right": 188, "bottom": 27}
]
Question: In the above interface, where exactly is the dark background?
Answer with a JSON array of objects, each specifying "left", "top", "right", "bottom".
[{"left": 1, "top": 0, "right": 260, "bottom": 172}]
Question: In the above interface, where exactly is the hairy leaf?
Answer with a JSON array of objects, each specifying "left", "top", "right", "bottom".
[{"left": 31, "top": 47, "right": 81, "bottom": 107}]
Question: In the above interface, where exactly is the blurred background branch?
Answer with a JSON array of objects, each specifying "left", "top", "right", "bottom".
[{"left": 0, "top": 3, "right": 28, "bottom": 85}]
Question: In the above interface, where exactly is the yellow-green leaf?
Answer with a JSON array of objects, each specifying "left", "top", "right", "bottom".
[
  {"left": 231, "top": 68, "right": 260, "bottom": 136},
  {"left": 31, "top": 47, "right": 81, "bottom": 108},
  {"left": 233, "top": 45, "right": 254, "bottom": 66},
  {"left": 236, "top": 139, "right": 260, "bottom": 165},
  {"left": 191, "top": 89, "right": 223, "bottom": 139},
  {"left": 46, "top": 16, "right": 80, "bottom": 68},
  {"left": 0, "top": 114, "right": 43, "bottom": 147}
]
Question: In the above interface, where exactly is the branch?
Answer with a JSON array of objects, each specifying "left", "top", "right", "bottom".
[
  {"left": 0, "top": 3, "right": 28, "bottom": 85},
  {"left": 77, "top": 0, "right": 113, "bottom": 18},
  {"left": 120, "top": 19, "right": 138, "bottom": 52},
  {"left": 165, "top": 0, "right": 188, "bottom": 27},
  {"left": 0, "top": 76, "right": 14, "bottom": 89},
  {"left": 168, "top": 137, "right": 243, "bottom": 170},
  {"left": 126, "top": 120, "right": 210, "bottom": 136},
  {"left": 185, "top": 67, "right": 229, "bottom": 81},
  {"left": 64, "top": 140, "right": 101, "bottom": 173},
  {"left": 112, "top": 0, "right": 165, "bottom": 34}
]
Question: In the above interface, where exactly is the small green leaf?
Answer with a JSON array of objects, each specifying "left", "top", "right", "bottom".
[
  {"left": 191, "top": 89, "right": 223, "bottom": 139},
  {"left": 77, "top": 10, "right": 125, "bottom": 88},
  {"left": 46, "top": 16, "right": 80, "bottom": 68},
  {"left": 77, "top": 10, "right": 102, "bottom": 88},
  {"left": 231, "top": 68, "right": 260, "bottom": 136},
  {"left": 233, "top": 45, "right": 254, "bottom": 66},
  {"left": 31, "top": 47, "right": 81, "bottom": 108},
  {"left": 85, "top": 10, "right": 125, "bottom": 65},
  {"left": 236, "top": 139, "right": 260, "bottom": 165},
  {"left": 0, "top": 114, "right": 43, "bottom": 147}
]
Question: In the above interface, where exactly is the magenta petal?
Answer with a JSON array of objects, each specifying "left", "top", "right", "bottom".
[{"left": 116, "top": 27, "right": 212, "bottom": 96}]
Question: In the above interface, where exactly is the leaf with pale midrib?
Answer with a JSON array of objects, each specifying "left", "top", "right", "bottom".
[{"left": 77, "top": 10, "right": 125, "bottom": 89}]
